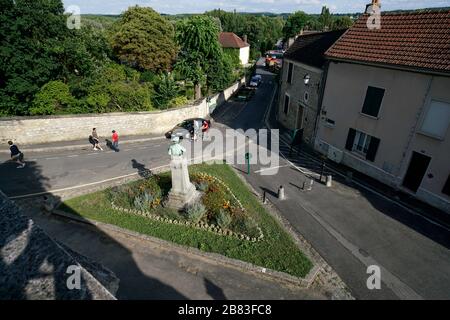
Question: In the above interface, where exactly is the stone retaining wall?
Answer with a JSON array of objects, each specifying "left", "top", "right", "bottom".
[{"left": 0, "top": 78, "right": 246, "bottom": 145}]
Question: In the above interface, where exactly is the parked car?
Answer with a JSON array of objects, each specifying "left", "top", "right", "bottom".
[
  {"left": 235, "top": 87, "right": 256, "bottom": 102},
  {"left": 249, "top": 75, "right": 262, "bottom": 87},
  {"left": 165, "top": 118, "right": 211, "bottom": 140}
]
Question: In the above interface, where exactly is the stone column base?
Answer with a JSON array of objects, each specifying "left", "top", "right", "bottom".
[{"left": 165, "top": 184, "right": 202, "bottom": 211}]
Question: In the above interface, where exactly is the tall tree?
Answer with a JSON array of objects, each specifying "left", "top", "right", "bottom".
[
  {"left": 319, "top": 6, "right": 333, "bottom": 31},
  {"left": 111, "top": 6, "right": 178, "bottom": 73},
  {"left": 0, "top": 0, "right": 69, "bottom": 115},
  {"left": 175, "top": 15, "right": 227, "bottom": 99},
  {"left": 282, "top": 11, "right": 309, "bottom": 40}
]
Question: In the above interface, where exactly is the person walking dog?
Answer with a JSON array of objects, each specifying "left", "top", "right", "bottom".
[
  {"left": 91, "top": 128, "right": 103, "bottom": 151},
  {"left": 8, "top": 141, "right": 26, "bottom": 168}
]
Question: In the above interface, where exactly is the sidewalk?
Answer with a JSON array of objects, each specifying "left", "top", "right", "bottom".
[
  {"left": 252, "top": 99, "right": 450, "bottom": 299},
  {"left": 16, "top": 199, "right": 328, "bottom": 300},
  {"left": 2, "top": 133, "right": 165, "bottom": 154},
  {"left": 266, "top": 99, "right": 450, "bottom": 230}
]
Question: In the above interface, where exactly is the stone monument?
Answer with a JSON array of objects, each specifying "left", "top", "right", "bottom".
[{"left": 165, "top": 137, "right": 200, "bottom": 210}]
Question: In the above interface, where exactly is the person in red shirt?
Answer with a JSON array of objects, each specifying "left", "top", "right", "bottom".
[
  {"left": 112, "top": 130, "right": 119, "bottom": 152},
  {"left": 201, "top": 120, "right": 209, "bottom": 140}
]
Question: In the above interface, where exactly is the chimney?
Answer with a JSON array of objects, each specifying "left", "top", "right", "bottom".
[
  {"left": 366, "top": 0, "right": 381, "bottom": 13},
  {"left": 243, "top": 35, "right": 248, "bottom": 43}
]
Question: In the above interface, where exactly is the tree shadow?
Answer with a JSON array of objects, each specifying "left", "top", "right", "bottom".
[
  {"left": 204, "top": 277, "right": 227, "bottom": 300},
  {"left": 0, "top": 156, "right": 187, "bottom": 300}
]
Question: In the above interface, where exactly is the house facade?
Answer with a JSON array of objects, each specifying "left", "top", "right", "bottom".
[
  {"left": 315, "top": 10, "right": 450, "bottom": 212},
  {"left": 278, "top": 30, "right": 346, "bottom": 145},
  {"left": 219, "top": 32, "right": 250, "bottom": 66}
]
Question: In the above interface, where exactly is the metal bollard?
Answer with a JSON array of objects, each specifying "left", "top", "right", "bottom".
[
  {"left": 278, "top": 186, "right": 286, "bottom": 200},
  {"left": 307, "top": 179, "right": 314, "bottom": 191},
  {"left": 326, "top": 175, "right": 333, "bottom": 188}
]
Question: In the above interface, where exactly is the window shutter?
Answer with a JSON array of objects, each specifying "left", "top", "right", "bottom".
[
  {"left": 366, "top": 137, "right": 380, "bottom": 162},
  {"left": 345, "top": 128, "right": 356, "bottom": 151},
  {"left": 362, "top": 86, "right": 385, "bottom": 117}
]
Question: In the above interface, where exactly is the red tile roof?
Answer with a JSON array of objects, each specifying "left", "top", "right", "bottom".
[
  {"left": 325, "top": 10, "right": 450, "bottom": 73},
  {"left": 219, "top": 32, "right": 250, "bottom": 49}
]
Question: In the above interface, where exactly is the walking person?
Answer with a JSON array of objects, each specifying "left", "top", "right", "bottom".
[
  {"left": 91, "top": 128, "right": 103, "bottom": 151},
  {"left": 112, "top": 130, "right": 119, "bottom": 152},
  {"left": 201, "top": 120, "right": 209, "bottom": 140},
  {"left": 8, "top": 141, "right": 26, "bottom": 168}
]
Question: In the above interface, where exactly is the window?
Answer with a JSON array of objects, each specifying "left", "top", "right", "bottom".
[
  {"left": 345, "top": 128, "right": 381, "bottom": 162},
  {"left": 443, "top": 175, "right": 450, "bottom": 197},
  {"left": 283, "top": 94, "right": 290, "bottom": 114},
  {"left": 353, "top": 131, "right": 372, "bottom": 155},
  {"left": 325, "top": 118, "right": 336, "bottom": 127},
  {"left": 287, "top": 63, "right": 294, "bottom": 84},
  {"left": 361, "top": 86, "right": 385, "bottom": 117},
  {"left": 420, "top": 100, "right": 450, "bottom": 139}
]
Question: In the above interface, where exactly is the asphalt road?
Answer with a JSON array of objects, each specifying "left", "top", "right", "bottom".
[{"left": 1, "top": 59, "right": 449, "bottom": 300}]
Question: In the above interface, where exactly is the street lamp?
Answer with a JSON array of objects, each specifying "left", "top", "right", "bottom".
[{"left": 303, "top": 74, "right": 311, "bottom": 85}]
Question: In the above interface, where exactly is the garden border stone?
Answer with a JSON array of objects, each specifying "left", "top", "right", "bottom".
[{"left": 52, "top": 208, "right": 319, "bottom": 289}]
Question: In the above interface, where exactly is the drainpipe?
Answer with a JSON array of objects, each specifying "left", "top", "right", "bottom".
[{"left": 312, "top": 60, "right": 330, "bottom": 147}]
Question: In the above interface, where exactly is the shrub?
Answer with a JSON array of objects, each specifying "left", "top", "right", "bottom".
[
  {"left": 168, "top": 96, "right": 189, "bottom": 108},
  {"left": 186, "top": 202, "right": 207, "bottom": 223},
  {"left": 30, "top": 81, "right": 77, "bottom": 115},
  {"left": 140, "top": 177, "right": 163, "bottom": 199},
  {"left": 152, "top": 73, "right": 179, "bottom": 109},
  {"left": 202, "top": 188, "right": 227, "bottom": 216},
  {"left": 133, "top": 192, "right": 154, "bottom": 211},
  {"left": 195, "top": 181, "right": 209, "bottom": 192},
  {"left": 216, "top": 209, "right": 232, "bottom": 229}
]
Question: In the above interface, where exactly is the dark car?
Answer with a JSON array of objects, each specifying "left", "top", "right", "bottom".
[
  {"left": 165, "top": 118, "right": 211, "bottom": 140},
  {"left": 235, "top": 87, "right": 256, "bottom": 102}
]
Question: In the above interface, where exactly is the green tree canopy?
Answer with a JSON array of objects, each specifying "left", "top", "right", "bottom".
[
  {"left": 332, "top": 16, "right": 354, "bottom": 30},
  {"left": 319, "top": 6, "right": 333, "bottom": 31},
  {"left": 0, "top": 0, "right": 113, "bottom": 116},
  {"left": 175, "top": 15, "right": 232, "bottom": 98},
  {"left": 30, "top": 81, "right": 76, "bottom": 115},
  {"left": 282, "top": 11, "right": 310, "bottom": 40},
  {"left": 111, "top": 6, "right": 178, "bottom": 73},
  {"left": 175, "top": 15, "right": 222, "bottom": 64}
]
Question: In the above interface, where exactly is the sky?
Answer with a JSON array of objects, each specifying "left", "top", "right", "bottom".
[{"left": 62, "top": 0, "right": 450, "bottom": 15}]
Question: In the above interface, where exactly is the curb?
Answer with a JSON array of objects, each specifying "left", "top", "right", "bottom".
[
  {"left": 51, "top": 209, "right": 319, "bottom": 289},
  {"left": 1, "top": 136, "right": 164, "bottom": 154},
  {"left": 231, "top": 166, "right": 354, "bottom": 300}
]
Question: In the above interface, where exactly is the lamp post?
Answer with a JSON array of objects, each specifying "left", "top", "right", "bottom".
[{"left": 303, "top": 74, "right": 311, "bottom": 86}]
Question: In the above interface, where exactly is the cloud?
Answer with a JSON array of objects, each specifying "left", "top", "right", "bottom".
[{"left": 62, "top": 0, "right": 449, "bottom": 15}]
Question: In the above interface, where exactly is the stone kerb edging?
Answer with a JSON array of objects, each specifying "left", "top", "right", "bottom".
[{"left": 110, "top": 172, "right": 264, "bottom": 242}]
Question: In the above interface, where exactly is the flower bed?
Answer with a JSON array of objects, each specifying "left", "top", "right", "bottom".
[{"left": 107, "top": 172, "right": 263, "bottom": 242}]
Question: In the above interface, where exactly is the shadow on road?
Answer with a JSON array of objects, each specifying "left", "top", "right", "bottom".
[
  {"left": 204, "top": 277, "right": 227, "bottom": 300},
  {"left": 131, "top": 159, "right": 153, "bottom": 178},
  {"left": 0, "top": 158, "right": 188, "bottom": 300},
  {"left": 282, "top": 144, "right": 450, "bottom": 249}
]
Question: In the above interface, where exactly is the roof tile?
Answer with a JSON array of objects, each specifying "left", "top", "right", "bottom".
[{"left": 325, "top": 10, "right": 450, "bottom": 73}]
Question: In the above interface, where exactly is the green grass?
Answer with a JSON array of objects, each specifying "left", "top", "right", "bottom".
[{"left": 60, "top": 164, "right": 313, "bottom": 278}]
